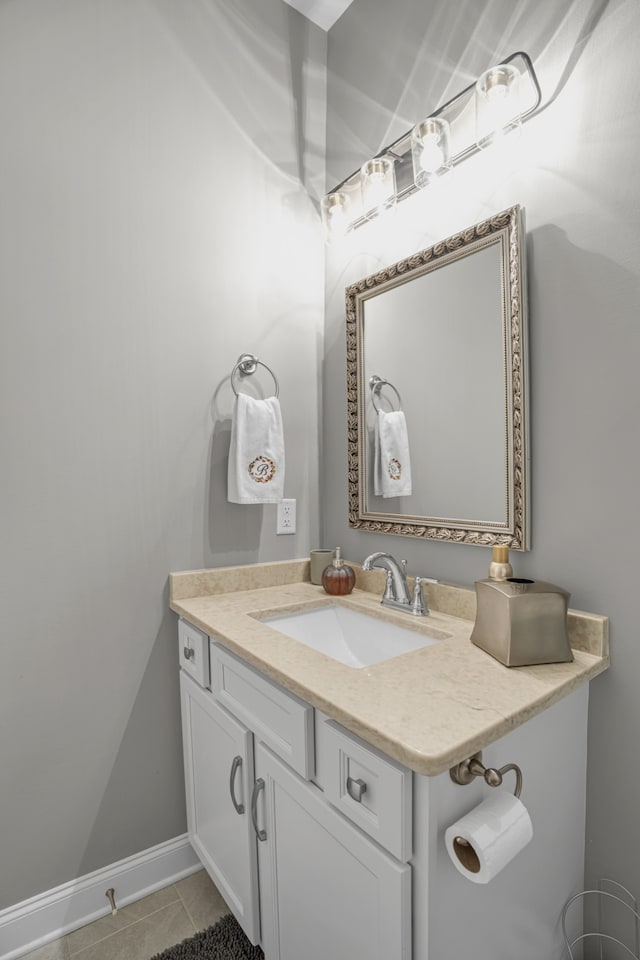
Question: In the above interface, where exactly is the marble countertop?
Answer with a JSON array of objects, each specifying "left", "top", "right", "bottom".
[{"left": 169, "top": 559, "right": 609, "bottom": 776}]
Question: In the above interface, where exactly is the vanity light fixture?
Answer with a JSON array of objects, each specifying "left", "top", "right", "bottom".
[
  {"left": 475, "top": 63, "right": 522, "bottom": 149},
  {"left": 360, "top": 157, "right": 397, "bottom": 220},
  {"left": 321, "top": 190, "right": 352, "bottom": 243},
  {"left": 322, "top": 51, "right": 541, "bottom": 240},
  {"left": 411, "top": 116, "right": 452, "bottom": 188}
]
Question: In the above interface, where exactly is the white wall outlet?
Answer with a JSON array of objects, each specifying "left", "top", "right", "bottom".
[{"left": 276, "top": 498, "right": 296, "bottom": 535}]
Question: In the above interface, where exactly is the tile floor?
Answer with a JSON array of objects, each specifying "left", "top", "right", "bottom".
[{"left": 21, "top": 870, "right": 229, "bottom": 960}]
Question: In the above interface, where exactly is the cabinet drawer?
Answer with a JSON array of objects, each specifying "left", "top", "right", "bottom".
[
  {"left": 179, "top": 618, "right": 210, "bottom": 688},
  {"left": 320, "top": 719, "right": 412, "bottom": 861},
  {"left": 210, "top": 641, "right": 314, "bottom": 780}
]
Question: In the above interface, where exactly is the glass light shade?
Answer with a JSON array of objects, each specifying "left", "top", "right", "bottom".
[
  {"left": 321, "top": 191, "right": 352, "bottom": 243},
  {"left": 475, "top": 64, "right": 522, "bottom": 149},
  {"left": 411, "top": 117, "right": 452, "bottom": 188},
  {"left": 360, "top": 157, "right": 396, "bottom": 220}
]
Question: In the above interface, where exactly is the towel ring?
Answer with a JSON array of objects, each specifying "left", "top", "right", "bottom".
[
  {"left": 369, "top": 375, "right": 402, "bottom": 415},
  {"left": 231, "top": 353, "right": 280, "bottom": 398}
]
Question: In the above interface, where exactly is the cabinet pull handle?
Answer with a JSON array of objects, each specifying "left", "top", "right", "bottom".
[
  {"left": 183, "top": 646, "right": 195, "bottom": 661},
  {"left": 346, "top": 776, "right": 367, "bottom": 803},
  {"left": 250, "top": 778, "right": 267, "bottom": 841},
  {"left": 229, "top": 755, "right": 244, "bottom": 814}
]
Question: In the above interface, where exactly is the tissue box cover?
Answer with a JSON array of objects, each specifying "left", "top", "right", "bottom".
[{"left": 470, "top": 578, "right": 573, "bottom": 667}]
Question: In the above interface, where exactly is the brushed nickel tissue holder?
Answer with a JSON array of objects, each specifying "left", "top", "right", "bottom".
[
  {"left": 449, "top": 752, "right": 523, "bottom": 798},
  {"left": 447, "top": 753, "right": 531, "bottom": 877}
]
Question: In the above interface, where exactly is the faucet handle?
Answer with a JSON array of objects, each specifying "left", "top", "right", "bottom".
[
  {"left": 411, "top": 577, "right": 429, "bottom": 616},
  {"left": 383, "top": 570, "right": 395, "bottom": 602}
]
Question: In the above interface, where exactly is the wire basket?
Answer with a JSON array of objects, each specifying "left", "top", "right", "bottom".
[{"left": 562, "top": 879, "right": 640, "bottom": 959}]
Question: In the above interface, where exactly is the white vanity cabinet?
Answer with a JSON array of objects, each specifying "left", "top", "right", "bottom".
[
  {"left": 178, "top": 615, "right": 590, "bottom": 960},
  {"left": 178, "top": 619, "right": 412, "bottom": 959}
]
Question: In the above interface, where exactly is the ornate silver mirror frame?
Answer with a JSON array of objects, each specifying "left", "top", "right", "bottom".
[{"left": 345, "top": 205, "right": 529, "bottom": 549}]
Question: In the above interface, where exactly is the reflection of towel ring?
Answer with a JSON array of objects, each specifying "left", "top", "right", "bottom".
[
  {"left": 369, "top": 374, "right": 402, "bottom": 414},
  {"left": 231, "top": 353, "right": 280, "bottom": 398}
]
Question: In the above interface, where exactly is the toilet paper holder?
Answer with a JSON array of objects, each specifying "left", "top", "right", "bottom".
[{"left": 449, "top": 752, "right": 523, "bottom": 798}]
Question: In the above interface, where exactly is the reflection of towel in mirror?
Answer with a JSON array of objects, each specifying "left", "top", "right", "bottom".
[
  {"left": 374, "top": 410, "right": 412, "bottom": 498},
  {"left": 228, "top": 394, "right": 285, "bottom": 503}
]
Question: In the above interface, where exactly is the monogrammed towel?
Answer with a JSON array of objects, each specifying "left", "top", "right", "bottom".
[
  {"left": 228, "top": 394, "right": 285, "bottom": 503},
  {"left": 374, "top": 409, "right": 412, "bottom": 498}
]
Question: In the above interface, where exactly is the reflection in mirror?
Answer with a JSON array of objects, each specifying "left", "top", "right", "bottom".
[
  {"left": 346, "top": 205, "right": 529, "bottom": 549},
  {"left": 370, "top": 375, "right": 413, "bottom": 500}
]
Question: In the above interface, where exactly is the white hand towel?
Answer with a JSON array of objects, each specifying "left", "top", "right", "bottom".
[
  {"left": 228, "top": 394, "right": 285, "bottom": 504},
  {"left": 374, "top": 410, "right": 412, "bottom": 498}
]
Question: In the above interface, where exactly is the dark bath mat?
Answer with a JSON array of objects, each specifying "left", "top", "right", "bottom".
[{"left": 149, "top": 913, "right": 264, "bottom": 960}]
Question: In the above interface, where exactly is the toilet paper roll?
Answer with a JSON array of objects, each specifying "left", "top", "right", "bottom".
[{"left": 444, "top": 791, "right": 533, "bottom": 884}]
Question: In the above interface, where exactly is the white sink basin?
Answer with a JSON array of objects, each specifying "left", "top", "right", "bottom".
[{"left": 263, "top": 604, "right": 442, "bottom": 668}]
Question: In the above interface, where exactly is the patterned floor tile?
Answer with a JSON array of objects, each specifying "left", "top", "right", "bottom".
[
  {"left": 175, "top": 870, "right": 230, "bottom": 932},
  {"left": 66, "top": 885, "right": 180, "bottom": 955},
  {"left": 70, "top": 901, "right": 194, "bottom": 960}
]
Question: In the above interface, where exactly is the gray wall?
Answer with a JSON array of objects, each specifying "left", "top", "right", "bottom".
[
  {"left": 324, "top": 0, "right": 640, "bottom": 901},
  {"left": 0, "top": 0, "right": 325, "bottom": 909}
]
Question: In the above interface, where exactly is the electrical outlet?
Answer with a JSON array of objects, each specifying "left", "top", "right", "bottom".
[{"left": 276, "top": 498, "right": 296, "bottom": 535}]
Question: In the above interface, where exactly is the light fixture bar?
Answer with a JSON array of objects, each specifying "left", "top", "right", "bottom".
[{"left": 325, "top": 52, "right": 541, "bottom": 234}]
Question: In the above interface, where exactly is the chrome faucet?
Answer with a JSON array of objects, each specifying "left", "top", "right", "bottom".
[{"left": 362, "top": 552, "right": 435, "bottom": 616}]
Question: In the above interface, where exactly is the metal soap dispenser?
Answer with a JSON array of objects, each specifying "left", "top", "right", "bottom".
[{"left": 470, "top": 546, "right": 573, "bottom": 667}]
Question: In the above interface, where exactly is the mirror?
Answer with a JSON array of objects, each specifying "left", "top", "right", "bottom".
[{"left": 346, "top": 205, "right": 529, "bottom": 549}]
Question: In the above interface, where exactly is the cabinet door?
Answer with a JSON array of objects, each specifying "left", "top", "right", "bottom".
[
  {"left": 254, "top": 743, "right": 411, "bottom": 960},
  {"left": 180, "top": 671, "right": 260, "bottom": 944}
]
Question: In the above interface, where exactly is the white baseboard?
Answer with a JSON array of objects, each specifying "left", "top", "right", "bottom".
[{"left": 0, "top": 835, "right": 201, "bottom": 960}]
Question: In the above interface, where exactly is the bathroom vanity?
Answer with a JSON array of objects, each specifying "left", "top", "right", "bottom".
[{"left": 170, "top": 559, "right": 608, "bottom": 960}]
